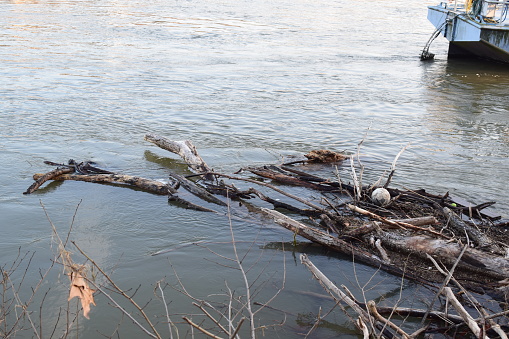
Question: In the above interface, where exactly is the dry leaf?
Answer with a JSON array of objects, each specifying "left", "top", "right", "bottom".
[{"left": 68, "top": 270, "right": 96, "bottom": 319}]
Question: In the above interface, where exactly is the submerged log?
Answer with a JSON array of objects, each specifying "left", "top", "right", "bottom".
[
  {"left": 168, "top": 172, "right": 226, "bottom": 206},
  {"left": 259, "top": 208, "right": 365, "bottom": 255},
  {"left": 259, "top": 208, "right": 432, "bottom": 285},
  {"left": 300, "top": 254, "right": 380, "bottom": 336},
  {"left": 168, "top": 195, "right": 218, "bottom": 213}
]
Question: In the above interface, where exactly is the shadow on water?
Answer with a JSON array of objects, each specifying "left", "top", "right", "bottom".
[
  {"left": 262, "top": 241, "right": 430, "bottom": 295},
  {"left": 31, "top": 180, "right": 65, "bottom": 194},
  {"left": 261, "top": 241, "right": 440, "bottom": 337}
]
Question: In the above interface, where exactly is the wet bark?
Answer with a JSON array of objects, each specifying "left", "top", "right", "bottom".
[
  {"left": 32, "top": 173, "right": 176, "bottom": 195},
  {"left": 168, "top": 172, "right": 226, "bottom": 206},
  {"left": 24, "top": 167, "right": 74, "bottom": 194}
]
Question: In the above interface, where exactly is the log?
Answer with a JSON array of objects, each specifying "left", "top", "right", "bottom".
[
  {"left": 300, "top": 254, "right": 375, "bottom": 335},
  {"left": 343, "top": 222, "right": 380, "bottom": 238},
  {"left": 443, "top": 287, "right": 487, "bottom": 338},
  {"left": 206, "top": 172, "right": 331, "bottom": 215},
  {"left": 348, "top": 204, "right": 447, "bottom": 239},
  {"left": 249, "top": 167, "right": 338, "bottom": 191},
  {"left": 367, "top": 300, "right": 410, "bottom": 338},
  {"left": 280, "top": 165, "right": 356, "bottom": 192},
  {"left": 24, "top": 167, "right": 74, "bottom": 194},
  {"left": 168, "top": 195, "right": 218, "bottom": 213},
  {"left": 392, "top": 216, "right": 438, "bottom": 227},
  {"left": 259, "top": 208, "right": 430, "bottom": 284},
  {"left": 377, "top": 231, "right": 509, "bottom": 280},
  {"left": 32, "top": 173, "right": 177, "bottom": 195},
  {"left": 168, "top": 172, "right": 226, "bottom": 206},
  {"left": 443, "top": 207, "right": 499, "bottom": 252},
  {"left": 260, "top": 208, "right": 375, "bottom": 257},
  {"left": 344, "top": 217, "right": 438, "bottom": 239},
  {"left": 246, "top": 188, "right": 321, "bottom": 217},
  {"left": 300, "top": 254, "right": 397, "bottom": 338},
  {"left": 144, "top": 134, "right": 213, "bottom": 180}
]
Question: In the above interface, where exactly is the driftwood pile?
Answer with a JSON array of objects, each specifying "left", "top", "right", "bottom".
[{"left": 24, "top": 133, "right": 509, "bottom": 338}]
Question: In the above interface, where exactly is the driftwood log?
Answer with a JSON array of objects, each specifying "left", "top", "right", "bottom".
[
  {"left": 32, "top": 173, "right": 176, "bottom": 195},
  {"left": 377, "top": 231, "right": 509, "bottom": 280},
  {"left": 24, "top": 167, "right": 74, "bottom": 195},
  {"left": 144, "top": 133, "right": 214, "bottom": 180}
]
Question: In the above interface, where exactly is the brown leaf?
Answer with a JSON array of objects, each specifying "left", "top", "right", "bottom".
[{"left": 68, "top": 271, "right": 96, "bottom": 319}]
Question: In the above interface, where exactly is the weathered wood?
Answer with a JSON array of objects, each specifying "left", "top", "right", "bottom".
[
  {"left": 367, "top": 300, "right": 410, "bottom": 338},
  {"left": 392, "top": 216, "right": 438, "bottom": 227},
  {"left": 32, "top": 173, "right": 177, "bottom": 195},
  {"left": 261, "top": 208, "right": 372, "bottom": 256},
  {"left": 344, "top": 217, "right": 439, "bottom": 239},
  {"left": 374, "top": 239, "right": 390, "bottom": 264},
  {"left": 144, "top": 133, "right": 213, "bottom": 179},
  {"left": 348, "top": 204, "right": 448, "bottom": 239},
  {"left": 443, "top": 287, "right": 487, "bottom": 338},
  {"left": 246, "top": 188, "right": 321, "bottom": 217},
  {"left": 377, "top": 231, "right": 509, "bottom": 280},
  {"left": 301, "top": 254, "right": 399, "bottom": 338},
  {"left": 249, "top": 167, "right": 338, "bottom": 192},
  {"left": 206, "top": 172, "right": 331, "bottom": 215},
  {"left": 300, "top": 254, "right": 376, "bottom": 335},
  {"left": 260, "top": 208, "right": 434, "bottom": 285},
  {"left": 443, "top": 207, "right": 499, "bottom": 252},
  {"left": 168, "top": 172, "right": 226, "bottom": 206},
  {"left": 343, "top": 222, "right": 380, "bottom": 238},
  {"left": 280, "top": 164, "right": 357, "bottom": 193},
  {"left": 428, "top": 254, "right": 509, "bottom": 339},
  {"left": 320, "top": 213, "right": 343, "bottom": 234},
  {"left": 24, "top": 167, "right": 74, "bottom": 194},
  {"left": 449, "top": 195, "right": 500, "bottom": 220}
]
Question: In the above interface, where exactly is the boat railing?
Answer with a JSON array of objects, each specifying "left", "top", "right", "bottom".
[{"left": 439, "top": 1, "right": 466, "bottom": 11}]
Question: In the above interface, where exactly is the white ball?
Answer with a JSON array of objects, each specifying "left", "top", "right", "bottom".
[{"left": 371, "top": 188, "right": 391, "bottom": 206}]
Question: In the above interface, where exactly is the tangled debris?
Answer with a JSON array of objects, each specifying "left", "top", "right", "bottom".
[{"left": 24, "top": 133, "right": 509, "bottom": 338}]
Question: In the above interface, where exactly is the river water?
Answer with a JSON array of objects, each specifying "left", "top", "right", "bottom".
[{"left": 1, "top": 0, "right": 509, "bottom": 337}]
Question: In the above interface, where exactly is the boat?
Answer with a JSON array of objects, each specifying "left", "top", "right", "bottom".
[{"left": 424, "top": 0, "right": 509, "bottom": 63}]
